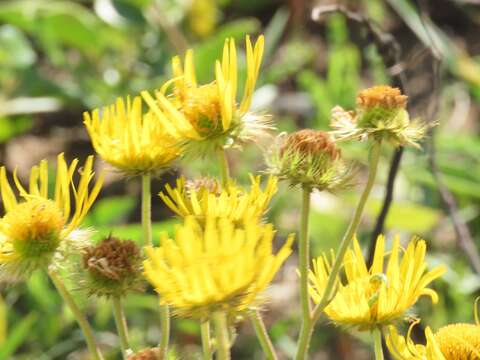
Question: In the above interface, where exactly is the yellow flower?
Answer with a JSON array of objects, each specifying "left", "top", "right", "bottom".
[
  {"left": 309, "top": 235, "right": 446, "bottom": 330},
  {"left": 83, "top": 96, "right": 180, "bottom": 175},
  {"left": 141, "top": 35, "right": 270, "bottom": 155},
  {"left": 159, "top": 175, "right": 277, "bottom": 224},
  {"left": 386, "top": 304, "right": 480, "bottom": 360},
  {"left": 0, "top": 154, "right": 103, "bottom": 280},
  {"left": 330, "top": 85, "right": 426, "bottom": 147},
  {"left": 143, "top": 216, "right": 294, "bottom": 318},
  {"left": 386, "top": 322, "right": 446, "bottom": 360}
]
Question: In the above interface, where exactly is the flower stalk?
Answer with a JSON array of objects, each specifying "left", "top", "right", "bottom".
[
  {"left": 201, "top": 319, "right": 213, "bottom": 360},
  {"left": 373, "top": 328, "right": 384, "bottom": 360},
  {"left": 295, "top": 140, "right": 382, "bottom": 359},
  {"left": 296, "top": 185, "right": 312, "bottom": 359},
  {"left": 48, "top": 269, "right": 104, "bottom": 360},
  {"left": 249, "top": 310, "right": 278, "bottom": 360},
  {"left": 112, "top": 297, "right": 130, "bottom": 358},
  {"left": 218, "top": 147, "right": 230, "bottom": 186},
  {"left": 212, "top": 311, "right": 231, "bottom": 360},
  {"left": 142, "top": 172, "right": 170, "bottom": 358}
]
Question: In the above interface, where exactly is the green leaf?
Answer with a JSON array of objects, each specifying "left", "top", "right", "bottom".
[
  {"left": 0, "top": 312, "right": 37, "bottom": 359},
  {"left": 85, "top": 196, "right": 137, "bottom": 227},
  {"left": 0, "top": 25, "right": 36, "bottom": 68},
  {"left": 367, "top": 199, "right": 441, "bottom": 234}
]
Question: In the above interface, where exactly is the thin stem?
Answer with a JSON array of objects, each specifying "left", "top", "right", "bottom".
[
  {"left": 295, "top": 141, "right": 382, "bottom": 360},
  {"left": 249, "top": 310, "right": 278, "bottom": 360},
  {"left": 112, "top": 297, "right": 130, "bottom": 358},
  {"left": 201, "top": 319, "right": 213, "bottom": 360},
  {"left": 141, "top": 173, "right": 170, "bottom": 357},
  {"left": 159, "top": 305, "right": 170, "bottom": 358},
  {"left": 217, "top": 148, "right": 230, "bottom": 186},
  {"left": 48, "top": 270, "right": 103, "bottom": 360},
  {"left": 141, "top": 173, "right": 152, "bottom": 247},
  {"left": 212, "top": 312, "right": 230, "bottom": 360},
  {"left": 296, "top": 186, "right": 312, "bottom": 360},
  {"left": 373, "top": 328, "right": 384, "bottom": 360}
]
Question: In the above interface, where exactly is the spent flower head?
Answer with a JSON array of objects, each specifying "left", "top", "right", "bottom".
[
  {"left": 81, "top": 235, "right": 144, "bottom": 297},
  {"left": 159, "top": 175, "right": 277, "bottom": 224},
  {"left": 267, "top": 129, "right": 351, "bottom": 191},
  {"left": 330, "top": 85, "right": 426, "bottom": 147},
  {"left": 309, "top": 235, "right": 446, "bottom": 331},
  {"left": 83, "top": 96, "right": 180, "bottom": 175},
  {"left": 0, "top": 154, "right": 103, "bottom": 280},
  {"left": 144, "top": 216, "right": 294, "bottom": 318},
  {"left": 141, "top": 35, "right": 272, "bottom": 157}
]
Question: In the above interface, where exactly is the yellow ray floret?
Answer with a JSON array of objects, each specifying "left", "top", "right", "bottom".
[
  {"left": 159, "top": 175, "right": 277, "bottom": 224},
  {"left": 386, "top": 322, "right": 446, "bottom": 360},
  {"left": 144, "top": 216, "right": 294, "bottom": 318},
  {"left": 0, "top": 154, "right": 103, "bottom": 278},
  {"left": 83, "top": 96, "right": 180, "bottom": 175},
  {"left": 309, "top": 235, "right": 446, "bottom": 330},
  {"left": 141, "top": 35, "right": 265, "bottom": 147}
]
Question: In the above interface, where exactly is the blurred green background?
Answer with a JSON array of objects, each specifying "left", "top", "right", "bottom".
[{"left": 1, "top": 0, "right": 480, "bottom": 359}]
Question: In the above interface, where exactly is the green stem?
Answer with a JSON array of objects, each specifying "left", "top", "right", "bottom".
[
  {"left": 297, "top": 185, "right": 312, "bottom": 359},
  {"left": 249, "top": 310, "right": 278, "bottom": 360},
  {"left": 373, "top": 328, "right": 384, "bottom": 360},
  {"left": 159, "top": 305, "right": 170, "bottom": 358},
  {"left": 217, "top": 147, "right": 230, "bottom": 186},
  {"left": 201, "top": 319, "right": 213, "bottom": 360},
  {"left": 141, "top": 173, "right": 152, "bottom": 247},
  {"left": 141, "top": 172, "right": 170, "bottom": 358},
  {"left": 212, "top": 312, "right": 230, "bottom": 360},
  {"left": 112, "top": 297, "right": 130, "bottom": 358},
  {"left": 295, "top": 141, "right": 382, "bottom": 360},
  {"left": 48, "top": 270, "right": 104, "bottom": 360}
]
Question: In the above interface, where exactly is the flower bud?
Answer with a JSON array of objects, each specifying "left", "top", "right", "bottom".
[
  {"left": 81, "top": 236, "right": 144, "bottom": 297},
  {"left": 330, "top": 85, "right": 426, "bottom": 147},
  {"left": 268, "top": 129, "right": 350, "bottom": 191}
]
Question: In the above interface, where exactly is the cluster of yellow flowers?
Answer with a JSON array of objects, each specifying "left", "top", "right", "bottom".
[{"left": 0, "top": 34, "right": 477, "bottom": 360}]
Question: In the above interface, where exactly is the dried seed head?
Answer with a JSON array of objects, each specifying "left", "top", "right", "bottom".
[
  {"left": 282, "top": 129, "right": 341, "bottom": 160},
  {"left": 127, "top": 347, "right": 162, "bottom": 360},
  {"left": 82, "top": 236, "right": 143, "bottom": 297},
  {"left": 357, "top": 85, "right": 407, "bottom": 109}
]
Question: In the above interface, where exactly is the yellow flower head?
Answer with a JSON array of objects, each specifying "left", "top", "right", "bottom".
[
  {"left": 309, "top": 235, "right": 446, "bottom": 330},
  {"left": 267, "top": 129, "right": 351, "bottom": 191},
  {"left": 143, "top": 216, "right": 294, "bottom": 318},
  {"left": 330, "top": 85, "right": 426, "bottom": 147},
  {"left": 159, "top": 175, "right": 277, "bottom": 224},
  {"left": 0, "top": 154, "right": 104, "bottom": 280},
  {"left": 386, "top": 322, "right": 446, "bottom": 360},
  {"left": 141, "top": 35, "right": 270, "bottom": 156},
  {"left": 387, "top": 301, "right": 480, "bottom": 360},
  {"left": 83, "top": 96, "right": 180, "bottom": 175},
  {"left": 187, "top": 0, "right": 217, "bottom": 38}
]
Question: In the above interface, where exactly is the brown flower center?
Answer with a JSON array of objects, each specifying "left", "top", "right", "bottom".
[{"left": 357, "top": 85, "right": 407, "bottom": 109}]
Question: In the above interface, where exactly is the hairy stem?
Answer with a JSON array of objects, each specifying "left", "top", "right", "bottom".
[
  {"left": 201, "top": 319, "right": 213, "bottom": 360},
  {"left": 295, "top": 141, "right": 382, "bottom": 359},
  {"left": 373, "top": 328, "right": 384, "bottom": 360},
  {"left": 218, "top": 148, "right": 230, "bottom": 186},
  {"left": 142, "top": 173, "right": 170, "bottom": 357},
  {"left": 212, "top": 312, "right": 230, "bottom": 360},
  {"left": 249, "top": 310, "right": 278, "bottom": 360},
  {"left": 112, "top": 297, "right": 130, "bottom": 358},
  {"left": 48, "top": 270, "right": 104, "bottom": 360}
]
